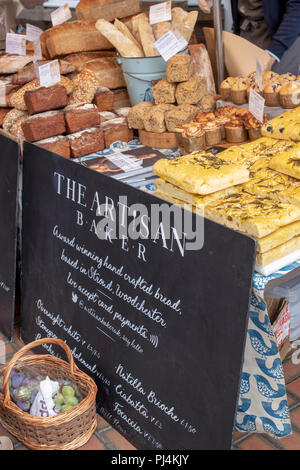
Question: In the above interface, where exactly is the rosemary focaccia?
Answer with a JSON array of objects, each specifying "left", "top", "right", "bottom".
[
  {"left": 269, "top": 142, "right": 300, "bottom": 180},
  {"left": 204, "top": 192, "right": 300, "bottom": 238},
  {"left": 243, "top": 166, "right": 300, "bottom": 206},
  {"left": 152, "top": 151, "right": 249, "bottom": 195},
  {"left": 154, "top": 189, "right": 203, "bottom": 216},
  {"left": 261, "top": 108, "right": 300, "bottom": 141},
  {"left": 154, "top": 178, "right": 239, "bottom": 206},
  {"left": 256, "top": 235, "right": 300, "bottom": 266},
  {"left": 256, "top": 221, "right": 300, "bottom": 253}
]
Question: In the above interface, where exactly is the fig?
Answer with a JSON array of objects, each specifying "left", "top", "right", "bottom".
[
  {"left": 15, "top": 386, "right": 31, "bottom": 401},
  {"left": 16, "top": 400, "right": 30, "bottom": 412},
  {"left": 11, "top": 373, "right": 25, "bottom": 389}
]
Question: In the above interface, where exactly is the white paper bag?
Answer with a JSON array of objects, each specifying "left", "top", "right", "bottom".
[{"left": 30, "top": 376, "right": 59, "bottom": 417}]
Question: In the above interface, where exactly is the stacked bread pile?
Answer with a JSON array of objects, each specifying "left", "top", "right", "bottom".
[
  {"left": 153, "top": 131, "right": 300, "bottom": 268},
  {"left": 221, "top": 70, "right": 300, "bottom": 108},
  {"left": 127, "top": 53, "right": 218, "bottom": 148},
  {"left": 174, "top": 105, "right": 268, "bottom": 152}
]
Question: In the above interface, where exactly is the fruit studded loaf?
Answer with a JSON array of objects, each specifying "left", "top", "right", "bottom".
[
  {"left": 175, "top": 76, "right": 207, "bottom": 105},
  {"left": 94, "top": 86, "right": 115, "bottom": 111},
  {"left": 34, "top": 136, "right": 71, "bottom": 159},
  {"left": 68, "top": 126, "right": 105, "bottom": 158},
  {"left": 21, "top": 111, "right": 66, "bottom": 142},
  {"left": 143, "top": 104, "right": 176, "bottom": 133},
  {"left": 165, "top": 104, "right": 198, "bottom": 132},
  {"left": 64, "top": 103, "right": 100, "bottom": 133},
  {"left": 68, "top": 70, "right": 99, "bottom": 105},
  {"left": 25, "top": 84, "right": 68, "bottom": 115},
  {"left": 100, "top": 117, "right": 134, "bottom": 146},
  {"left": 128, "top": 101, "right": 155, "bottom": 129},
  {"left": 10, "top": 77, "right": 73, "bottom": 111},
  {"left": 40, "top": 21, "right": 113, "bottom": 59},
  {"left": 76, "top": 0, "right": 140, "bottom": 22},
  {"left": 166, "top": 54, "right": 193, "bottom": 83},
  {"left": 152, "top": 78, "right": 176, "bottom": 104}
]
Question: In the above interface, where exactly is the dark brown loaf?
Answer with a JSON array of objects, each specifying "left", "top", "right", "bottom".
[
  {"left": 68, "top": 126, "right": 105, "bottom": 157},
  {"left": 35, "top": 136, "right": 71, "bottom": 159},
  {"left": 24, "top": 85, "right": 68, "bottom": 115},
  {"left": 21, "top": 111, "right": 66, "bottom": 142},
  {"left": 64, "top": 103, "right": 100, "bottom": 133},
  {"left": 94, "top": 86, "right": 114, "bottom": 111},
  {"left": 101, "top": 117, "right": 134, "bottom": 146}
]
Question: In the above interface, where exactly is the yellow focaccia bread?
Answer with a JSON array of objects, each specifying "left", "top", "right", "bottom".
[
  {"left": 269, "top": 141, "right": 300, "bottom": 179},
  {"left": 154, "top": 178, "right": 239, "bottom": 206},
  {"left": 256, "top": 235, "right": 300, "bottom": 266},
  {"left": 243, "top": 166, "right": 300, "bottom": 206},
  {"left": 257, "top": 221, "right": 300, "bottom": 253},
  {"left": 154, "top": 189, "right": 203, "bottom": 216},
  {"left": 152, "top": 151, "right": 249, "bottom": 195},
  {"left": 204, "top": 192, "right": 300, "bottom": 238},
  {"left": 261, "top": 108, "right": 300, "bottom": 141}
]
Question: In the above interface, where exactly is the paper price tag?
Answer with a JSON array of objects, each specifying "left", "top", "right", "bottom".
[
  {"left": 154, "top": 29, "right": 187, "bottom": 62},
  {"left": 39, "top": 60, "right": 61, "bottom": 87},
  {"left": 26, "top": 24, "right": 42, "bottom": 42},
  {"left": 33, "top": 40, "right": 42, "bottom": 61},
  {"left": 256, "top": 58, "right": 263, "bottom": 91},
  {"left": 5, "top": 33, "right": 26, "bottom": 56},
  {"left": 0, "top": 85, "right": 6, "bottom": 106},
  {"left": 249, "top": 88, "right": 265, "bottom": 123},
  {"left": 106, "top": 153, "right": 143, "bottom": 172},
  {"left": 51, "top": 3, "right": 72, "bottom": 27},
  {"left": 149, "top": 1, "right": 172, "bottom": 25}
]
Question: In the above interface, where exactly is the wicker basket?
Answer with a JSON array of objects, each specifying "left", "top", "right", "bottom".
[{"left": 0, "top": 338, "right": 98, "bottom": 450}]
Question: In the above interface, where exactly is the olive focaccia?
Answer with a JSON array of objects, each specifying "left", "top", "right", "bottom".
[
  {"left": 261, "top": 107, "right": 300, "bottom": 141},
  {"left": 256, "top": 235, "right": 300, "bottom": 266},
  {"left": 242, "top": 165, "right": 300, "bottom": 206},
  {"left": 154, "top": 178, "right": 239, "bottom": 206},
  {"left": 269, "top": 141, "right": 300, "bottom": 180},
  {"left": 152, "top": 151, "right": 249, "bottom": 195},
  {"left": 204, "top": 191, "right": 300, "bottom": 238}
]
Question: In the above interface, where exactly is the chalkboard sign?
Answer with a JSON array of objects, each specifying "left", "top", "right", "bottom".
[
  {"left": 0, "top": 133, "right": 19, "bottom": 339},
  {"left": 21, "top": 142, "right": 256, "bottom": 450}
]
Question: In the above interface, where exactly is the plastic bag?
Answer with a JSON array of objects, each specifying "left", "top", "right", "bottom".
[{"left": 30, "top": 376, "right": 60, "bottom": 417}]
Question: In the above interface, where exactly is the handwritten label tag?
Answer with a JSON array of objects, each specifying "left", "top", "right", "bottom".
[
  {"left": 5, "top": 33, "right": 26, "bottom": 55},
  {"left": 51, "top": 4, "right": 72, "bottom": 27},
  {"left": 33, "top": 40, "right": 42, "bottom": 61},
  {"left": 26, "top": 24, "right": 42, "bottom": 42},
  {"left": 154, "top": 29, "right": 187, "bottom": 62},
  {"left": 256, "top": 58, "right": 263, "bottom": 91},
  {"left": 0, "top": 85, "right": 6, "bottom": 106},
  {"left": 39, "top": 60, "right": 61, "bottom": 87},
  {"left": 149, "top": 1, "right": 172, "bottom": 25},
  {"left": 106, "top": 153, "right": 143, "bottom": 172},
  {"left": 249, "top": 88, "right": 265, "bottom": 123}
]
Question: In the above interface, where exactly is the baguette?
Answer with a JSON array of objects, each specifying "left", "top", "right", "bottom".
[
  {"left": 171, "top": 7, "right": 188, "bottom": 31},
  {"left": 153, "top": 21, "right": 172, "bottom": 41},
  {"left": 131, "top": 13, "right": 146, "bottom": 44},
  {"left": 95, "top": 18, "right": 144, "bottom": 57},
  {"left": 40, "top": 21, "right": 113, "bottom": 59},
  {"left": 177, "top": 11, "right": 198, "bottom": 43},
  {"left": 114, "top": 18, "right": 144, "bottom": 55},
  {"left": 138, "top": 14, "right": 160, "bottom": 57}
]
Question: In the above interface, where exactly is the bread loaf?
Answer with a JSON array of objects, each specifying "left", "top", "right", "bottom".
[
  {"left": 96, "top": 19, "right": 144, "bottom": 57},
  {"left": 10, "top": 116, "right": 27, "bottom": 137},
  {"left": 166, "top": 54, "right": 193, "bottom": 83},
  {"left": 40, "top": 21, "right": 113, "bottom": 59},
  {"left": 2, "top": 109, "right": 27, "bottom": 132},
  {"left": 175, "top": 76, "right": 207, "bottom": 105},
  {"left": 153, "top": 22, "right": 172, "bottom": 41},
  {"left": 84, "top": 57, "right": 126, "bottom": 89},
  {"left": 113, "top": 88, "right": 131, "bottom": 109},
  {"left": 143, "top": 104, "right": 175, "bottom": 133},
  {"left": 177, "top": 11, "right": 198, "bottom": 43},
  {"left": 63, "top": 51, "right": 117, "bottom": 71},
  {"left": 21, "top": 111, "right": 66, "bottom": 142},
  {"left": 152, "top": 78, "right": 176, "bottom": 104},
  {"left": 171, "top": 7, "right": 188, "bottom": 31},
  {"left": 65, "top": 103, "right": 100, "bottom": 133},
  {"left": 128, "top": 101, "right": 155, "bottom": 129},
  {"left": 114, "top": 18, "right": 144, "bottom": 55},
  {"left": 165, "top": 104, "right": 198, "bottom": 132},
  {"left": 138, "top": 14, "right": 159, "bottom": 57},
  {"left": 188, "top": 44, "right": 216, "bottom": 94},
  {"left": 25, "top": 85, "right": 68, "bottom": 115},
  {"left": 101, "top": 117, "right": 134, "bottom": 146},
  {"left": 0, "top": 55, "right": 33, "bottom": 74},
  {"left": 76, "top": 0, "right": 140, "bottom": 22},
  {"left": 99, "top": 111, "right": 117, "bottom": 122},
  {"left": 68, "top": 70, "right": 99, "bottom": 105},
  {"left": 94, "top": 86, "right": 115, "bottom": 111},
  {"left": 68, "top": 126, "right": 105, "bottom": 157},
  {"left": 0, "top": 108, "right": 10, "bottom": 127},
  {"left": 12, "top": 60, "right": 75, "bottom": 86},
  {"left": 34, "top": 136, "right": 71, "bottom": 159}
]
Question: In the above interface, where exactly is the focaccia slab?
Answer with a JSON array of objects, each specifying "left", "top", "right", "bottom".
[
  {"left": 269, "top": 142, "right": 300, "bottom": 180},
  {"left": 256, "top": 235, "right": 300, "bottom": 266}
]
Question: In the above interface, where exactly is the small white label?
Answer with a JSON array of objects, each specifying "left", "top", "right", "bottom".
[
  {"left": 154, "top": 29, "right": 187, "bottom": 62},
  {"left": 5, "top": 33, "right": 26, "bottom": 55},
  {"left": 33, "top": 40, "right": 42, "bottom": 61},
  {"left": 149, "top": 1, "right": 172, "bottom": 25},
  {"left": 0, "top": 85, "right": 6, "bottom": 106},
  {"left": 51, "top": 4, "right": 72, "bottom": 27},
  {"left": 106, "top": 153, "right": 143, "bottom": 172},
  {"left": 26, "top": 24, "right": 43, "bottom": 42},
  {"left": 256, "top": 58, "right": 263, "bottom": 91},
  {"left": 34, "top": 60, "right": 40, "bottom": 79},
  {"left": 249, "top": 88, "right": 265, "bottom": 123},
  {"left": 39, "top": 60, "right": 61, "bottom": 87}
]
